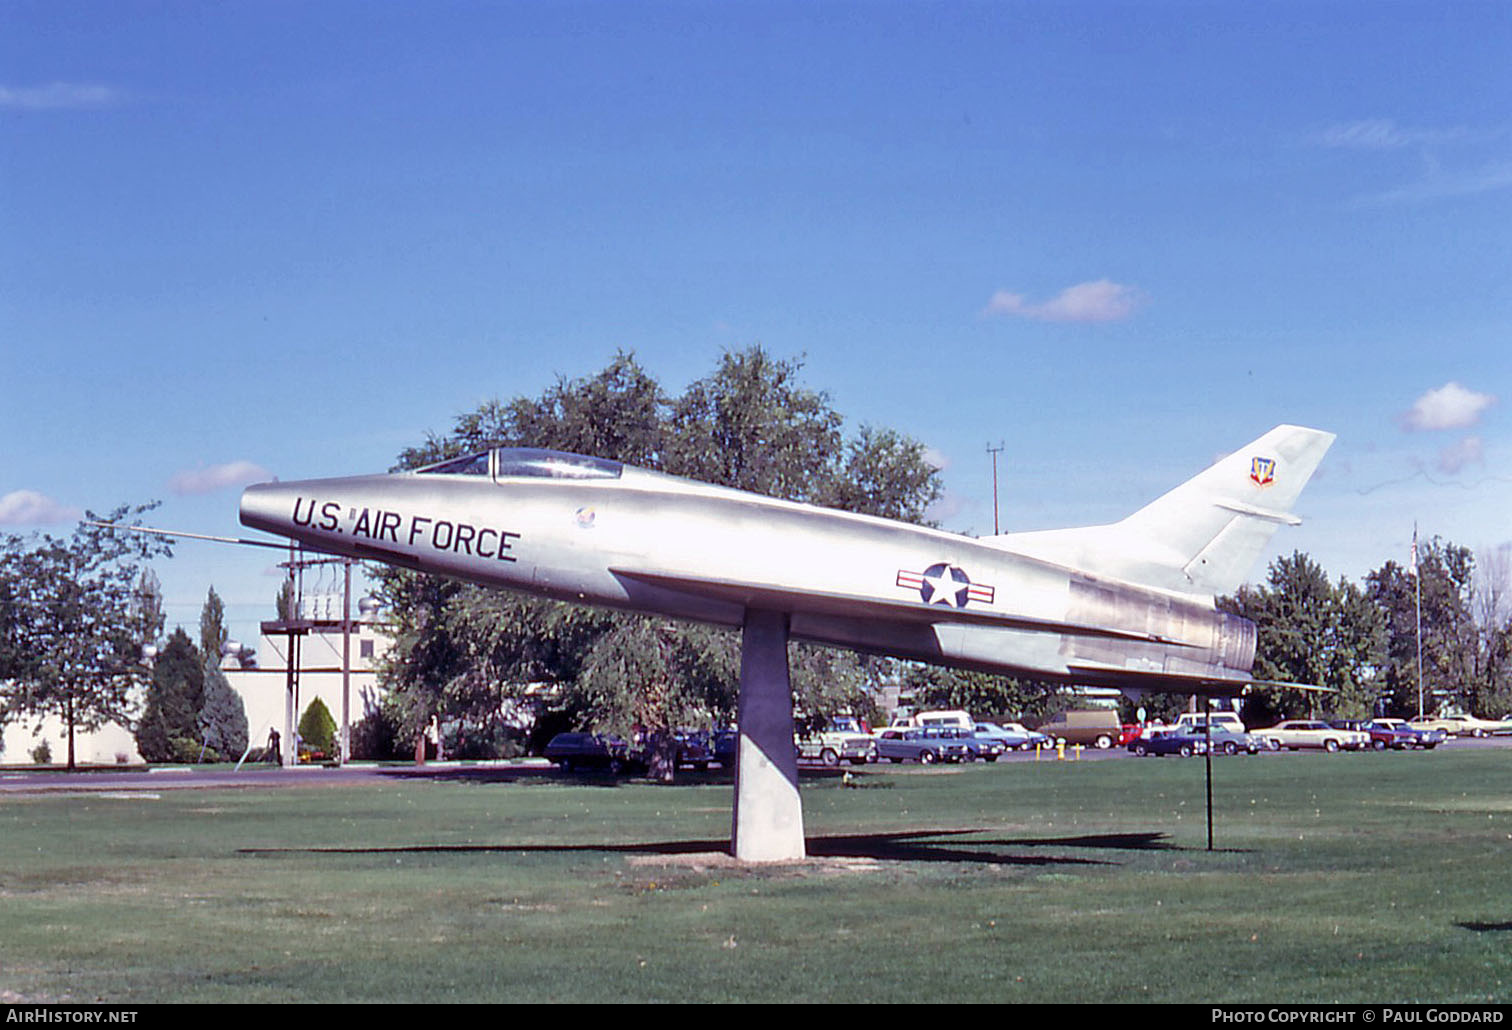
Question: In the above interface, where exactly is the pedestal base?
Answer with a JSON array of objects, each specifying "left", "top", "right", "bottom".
[{"left": 730, "top": 609, "right": 806, "bottom": 862}]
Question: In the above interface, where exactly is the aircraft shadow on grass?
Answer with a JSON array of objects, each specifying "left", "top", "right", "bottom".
[{"left": 239, "top": 828, "right": 1192, "bottom": 868}]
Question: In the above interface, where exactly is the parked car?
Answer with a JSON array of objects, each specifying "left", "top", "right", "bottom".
[
  {"left": 711, "top": 729, "right": 738, "bottom": 766},
  {"left": 953, "top": 728, "right": 1008, "bottom": 762},
  {"left": 1363, "top": 718, "right": 1444, "bottom": 749},
  {"left": 673, "top": 731, "right": 715, "bottom": 770},
  {"left": 1173, "top": 711, "right": 1248, "bottom": 737},
  {"left": 1037, "top": 709, "right": 1121, "bottom": 749},
  {"left": 1257, "top": 720, "right": 1369, "bottom": 752},
  {"left": 1128, "top": 728, "right": 1208, "bottom": 757},
  {"left": 972, "top": 722, "right": 1032, "bottom": 750},
  {"left": 1409, "top": 713, "right": 1512, "bottom": 738},
  {"left": 875, "top": 709, "right": 974, "bottom": 738},
  {"left": 998, "top": 721, "right": 1053, "bottom": 750},
  {"left": 875, "top": 727, "right": 974, "bottom": 764},
  {"left": 1334, "top": 718, "right": 1408, "bottom": 750},
  {"left": 1199, "top": 726, "right": 1268, "bottom": 755},
  {"left": 911, "top": 709, "right": 975, "bottom": 732},
  {"left": 544, "top": 732, "right": 642, "bottom": 772}
]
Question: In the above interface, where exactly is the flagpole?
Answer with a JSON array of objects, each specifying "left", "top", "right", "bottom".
[{"left": 1413, "top": 524, "right": 1424, "bottom": 719}]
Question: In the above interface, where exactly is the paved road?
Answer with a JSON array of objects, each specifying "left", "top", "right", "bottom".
[
  {"left": 3, "top": 735, "right": 1504, "bottom": 793},
  {"left": 0, "top": 759, "right": 557, "bottom": 793}
]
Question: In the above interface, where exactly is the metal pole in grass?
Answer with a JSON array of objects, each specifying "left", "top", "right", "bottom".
[{"left": 1204, "top": 695, "right": 1214, "bottom": 852}]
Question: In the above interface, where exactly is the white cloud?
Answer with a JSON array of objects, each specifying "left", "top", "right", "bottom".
[
  {"left": 1313, "top": 119, "right": 1471, "bottom": 150},
  {"left": 922, "top": 446, "right": 951, "bottom": 471},
  {"left": 169, "top": 460, "right": 273, "bottom": 496},
  {"left": 983, "top": 280, "right": 1144, "bottom": 323},
  {"left": 1401, "top": 382, "right": 1497, "bottom": 432},
  {"left": 0, "top": 490, "right": 80, "bottom": 526},
  {"left": 925, "top": 490, "right": 968, "bottom": 524},
  {"left": 1357, "top": 160, "right": 1512, "bottom": 206},
  {"left": 0, "top": 82, "right": 121, "bottom": 110},
  {"left": 1437, "top": 436, "right": 1485, "bottom": 475}
]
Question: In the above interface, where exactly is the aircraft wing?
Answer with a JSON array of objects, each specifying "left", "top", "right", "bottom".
[{"left": 610, "top": 567, "right": 1198, "bottom": 648}]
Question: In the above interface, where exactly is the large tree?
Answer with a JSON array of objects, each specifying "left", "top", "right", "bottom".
[
  {"left": 136, "top": 627, "right": 205, "bottom": 763},
  {"left": 137, "top": 625, "right": 251, "bottom": 764},
  {"left": 375, "top": 347, "right": 945, "bottom": 777},
  {"left": 199, "top": 585, "right": 228, "bottom": 666},
  {"left": 1366, "top": 537, "right": 1507, "bottom": 718},
  {"left": 1221, "top": 552, "right": 1384, "bottom": 722},
  {"left": 0, "top": 506, "right": 169, "bottom": 768},
  {"left": 899, "top": 663, "right": 1058, "bottom": 726},
  {"left": 396, "top": 351, "right": 669, "bottom": 472},
  {"left": 198, "top": 660, "right": 249, "bottom": 762}
]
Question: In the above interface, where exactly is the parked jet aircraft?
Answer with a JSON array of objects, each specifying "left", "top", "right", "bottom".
[
  {"left": 240, "top": 424, "right": 1332, "bottom": 697},
  {"left": 239, "top": 423, "right": 1333, "bottom": 860}
]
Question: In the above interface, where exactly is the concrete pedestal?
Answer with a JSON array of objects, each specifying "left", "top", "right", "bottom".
[{"left": 731, "top": 609, "right": 806, "bottom": 862}]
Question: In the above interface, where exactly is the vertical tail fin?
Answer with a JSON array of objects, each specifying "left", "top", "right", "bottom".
[{"left": 992, "top": 425, "right": 1335, "bottom": 596}]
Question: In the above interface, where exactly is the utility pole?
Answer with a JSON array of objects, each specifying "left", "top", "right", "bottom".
[
  {"left": 342, "top": 557, "right": 352, "bottom": 766},
  {"left": 986, "top": 441, "right": 1005, "bottom": 535},
  {"left": 262, "top": 549, "right": 357, "bottom": 767}
]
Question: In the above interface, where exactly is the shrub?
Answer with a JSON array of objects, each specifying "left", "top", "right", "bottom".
[
  {"left": 298, "top": 698, "right": 338, "bottom": 757},
  {"left": 351, "top": 707, "right": 404, "bottom": 761}
]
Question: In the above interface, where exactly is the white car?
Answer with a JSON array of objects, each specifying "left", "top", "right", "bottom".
[
  {"left": 971, "top": 721, "right": 1030, "bottom": 750},
  {"left": 1258, "top": 720, "right": 1369, "bottom": 752},
  {"left": 995, "top": 721, "right": 1053, "bottom": 750},
  {"left": 1409, "top": 713, "right": 1512, "bottom": 738},
  {"left": 1173, "top": 711, "right": 1246, "bottom": 736}
]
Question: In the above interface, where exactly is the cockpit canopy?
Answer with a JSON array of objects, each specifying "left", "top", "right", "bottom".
[{"left": 416, "top": 447, "right": 624, "bottom": 481}]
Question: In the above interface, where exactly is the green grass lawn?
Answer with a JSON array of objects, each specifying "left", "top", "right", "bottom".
[{"left": 2, "top": 750, "right": 1510, "bottom": 1003}]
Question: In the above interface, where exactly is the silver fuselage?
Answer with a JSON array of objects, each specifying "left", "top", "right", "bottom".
[{"left": 240, "top": 454, "right": 1256, "bottom": 692}]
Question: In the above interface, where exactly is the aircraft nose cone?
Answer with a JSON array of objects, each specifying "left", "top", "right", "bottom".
[{"left": 239, "top": 480, "right": 295, "bottom": 538}]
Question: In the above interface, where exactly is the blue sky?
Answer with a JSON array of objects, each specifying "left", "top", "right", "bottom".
[{"left": 3, "top": 1, "right": 1508, "bottom": 651}]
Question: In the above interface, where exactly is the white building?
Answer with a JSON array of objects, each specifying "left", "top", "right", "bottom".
[
  {"left": 0, "top": 709, "right": 143, "bottom": 767},
  {"left": 0, "top": 592, "right": 394, "bottom": 768}
]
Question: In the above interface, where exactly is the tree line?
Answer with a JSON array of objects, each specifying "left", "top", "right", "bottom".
[{"left": 1220, "top": 541, "right": 1512, "bottom": 726}]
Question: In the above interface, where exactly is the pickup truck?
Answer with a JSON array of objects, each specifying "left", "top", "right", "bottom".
[{"left": 795, "top": 719, "right": 877, "bottom": 766}]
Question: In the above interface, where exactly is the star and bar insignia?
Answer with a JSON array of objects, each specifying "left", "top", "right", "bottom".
[{"left": 896, "top": 562, "right": 995, "bottom": 608}]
